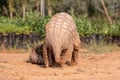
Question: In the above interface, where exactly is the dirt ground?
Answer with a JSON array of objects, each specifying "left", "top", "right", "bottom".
[{"left": 0, "top": 51, "right": 120, "bottom": 80}]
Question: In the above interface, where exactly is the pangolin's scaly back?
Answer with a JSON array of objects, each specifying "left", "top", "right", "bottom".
[{"left": 45, "top": 12, "right": 77, "bottom": 45}]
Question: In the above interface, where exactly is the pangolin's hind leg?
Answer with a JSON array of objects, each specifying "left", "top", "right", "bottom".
[
  {"left": 48, "top": 48, "right": 53, "bottom": 67},
  {"left": 60, "top": 46, "right": 73, "bottom": 66},
  {"left": 43, "top": 44, "right": 49, "bottom": 68},
  {"left": 71, "top": 48, "right": 79, "bottom": 66}
]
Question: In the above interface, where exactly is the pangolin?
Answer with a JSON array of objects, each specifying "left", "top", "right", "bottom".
[{"left": 43, "top": 12, "right": 81, "bottom": 67}]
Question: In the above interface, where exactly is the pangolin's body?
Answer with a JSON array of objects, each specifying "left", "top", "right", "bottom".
[{"left": 43, "top": 12, "right": 81, "bottom": 67}]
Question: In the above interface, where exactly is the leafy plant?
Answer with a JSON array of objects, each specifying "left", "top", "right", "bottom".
[{"left": 0, "top": 13, "right": 120, "bottom": 37}]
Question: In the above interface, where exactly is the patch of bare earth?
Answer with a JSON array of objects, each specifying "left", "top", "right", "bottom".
[{"left": 0, "top": 51, "right": 120, "bottom": 80}]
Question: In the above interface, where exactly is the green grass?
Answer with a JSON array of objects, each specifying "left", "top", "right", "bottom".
[{"left": 82, "top": 42, "right": 120, "bottom": 54}]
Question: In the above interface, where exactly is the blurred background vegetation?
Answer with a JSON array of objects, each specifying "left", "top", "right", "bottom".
[
  {"left": 0, "top": 0, "right": 120, "bottom": 35},
  {"left": 0, "top": 0, "right": 120, "bottom": 50}
]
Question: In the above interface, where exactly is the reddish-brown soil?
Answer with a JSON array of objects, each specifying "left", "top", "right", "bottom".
[{"left": 0, "top": 51, "right": 120, "bottom": 80}]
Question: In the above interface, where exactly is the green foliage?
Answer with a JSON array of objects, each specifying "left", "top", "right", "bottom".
[
  {"left": 14, "top": 11, "right": 50, "bottom": 35},
  {"left": 74, "top": 15, "right": 120, "bottom": 36},
  {"left": 0, "top": 16, "right": 31, "bottom": 34},
  {"left": 74, "top": 15, "right": 92, "bottom": 36},
  {"left": 0, "top": 12, "right": 50, "bottom": 35},
  {"left": 0, "top": 13, "right": 120, "bottom": 36},
  {"left": 0, "top": 24, "right": 31, "bottom": 34}
]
